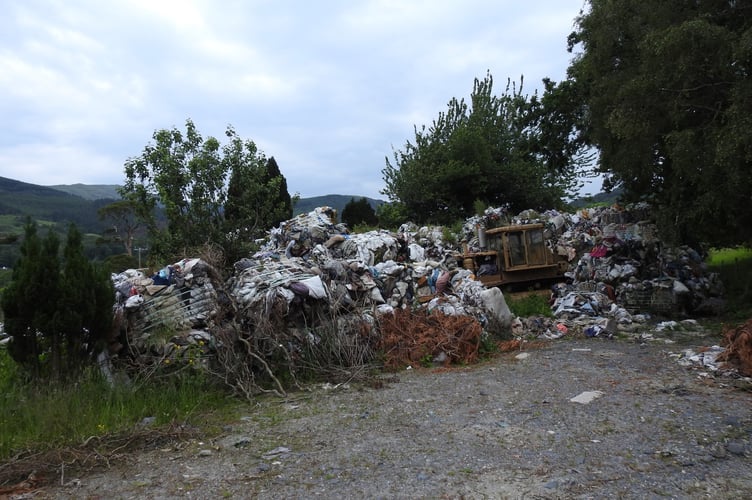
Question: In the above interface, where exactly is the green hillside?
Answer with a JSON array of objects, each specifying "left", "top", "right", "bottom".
[
  {"left": 49, "top": 183, "right": 121, "bottom": 200},
  {"left": 0, "top": 177, "right": 124, "bottom": 267},
  {"left": 0, "top": 177, "right": 116, "bottom": 231},
  {"left": 0, "top": 177, "right": 389, "bottom": 267}
]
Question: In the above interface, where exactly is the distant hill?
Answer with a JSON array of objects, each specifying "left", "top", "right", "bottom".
[
  {"left": 0, "top": 177, "right": 123, "bottom": 267},
  {"left": 46, "top": 184, "right": 385, "bottom": 218},
  {"left": 1, "top": 177, "right": 386, "bottom": 231},
  {"left": 0, "top": 176, "right": 115, "bottom": 233},
  {"left": 50, "top": 183, "right": 121, "bottom": 200},
  {"left": 568, "top": 189, "right": 622, "bottom": 209}
]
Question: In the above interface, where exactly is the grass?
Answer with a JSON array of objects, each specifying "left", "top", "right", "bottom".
[
  {"left": 506, "top": 291, "right": 553, "bottom": 318},
  {"left": 0, "top": 348, "right": 238, "bottom": 460},
  {"left": 707, "top": 246, "right": 752, "bottom": 266},
  {"left": 706, "top": 247, "right": 752, "bottom": 319}
]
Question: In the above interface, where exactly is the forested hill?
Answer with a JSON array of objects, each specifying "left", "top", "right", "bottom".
[
  {"left": 0, "top": 176, "right": 386, "bottom": 232},
  {"left": 50, "top": 183, "right": 121, "bottom": 200},
  {"left": 0, "top": 176, "right": 116, "bottom": 233},
  {"left": 47, "top": 185, "right": 387, "bottom": 216}
]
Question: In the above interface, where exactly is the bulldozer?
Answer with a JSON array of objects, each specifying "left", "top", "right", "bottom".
[{"left": 458, "top": 223, "right": 568, "bottom": 289}]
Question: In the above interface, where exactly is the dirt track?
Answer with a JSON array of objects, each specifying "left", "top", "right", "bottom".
[{"left": 41, "top": 332, "right": 752, "bottom": 499}]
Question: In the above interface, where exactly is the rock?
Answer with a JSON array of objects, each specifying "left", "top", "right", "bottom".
[{"left": 726, "top": 441, "right": 747, "bottom": 456}]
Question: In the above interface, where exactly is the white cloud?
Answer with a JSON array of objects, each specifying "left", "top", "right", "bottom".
[{"left": 0, "top": 0, "right": 587, "bottom": 200}]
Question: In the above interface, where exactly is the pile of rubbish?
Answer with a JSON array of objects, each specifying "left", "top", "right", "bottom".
[
  {"left": 110, "top": 258, "right": 220, "bottom": 358},
  {"left": 464, "top": 202, "right": 724, "bottom": 338},
  {"left": 111, "top": 208, "right": 514, "bottom": 369},
  {"left": 224, "top": 208, "right": 513, "bottom": 371},
  {"left": 110, "top": 202, "right": 728, "bottom": 376}
]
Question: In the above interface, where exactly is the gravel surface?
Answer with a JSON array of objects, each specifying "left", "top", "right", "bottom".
[{"left": 41, "top": 331, "right": 752, "bottom": 499}]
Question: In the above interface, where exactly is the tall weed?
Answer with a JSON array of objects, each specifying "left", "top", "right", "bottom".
[{"left": 0, "top": 349, "right": 234, "bottom": 459}]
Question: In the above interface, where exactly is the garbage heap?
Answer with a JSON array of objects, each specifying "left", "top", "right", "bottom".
[
  {"left": 226, "top": 207, "right": 513, "bottom": 370},
  {"left": 464, "top": 202, "right": 724, "bottom": 338},
  {"left": 111, "top": 207, "right": 514, "bottom": 374},
  {"left": 111, "top": 202, "right": 726, "bottom": 374},
  {"left": 110, "top": 258, "right": 219, "bottom": 362}
]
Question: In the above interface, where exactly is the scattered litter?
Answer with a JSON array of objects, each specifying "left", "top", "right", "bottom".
[
  {"left": 570, "top": 390, "right": 604, "bottom": 404},
  {"left": 262, "top": 446, "right": 291, "bottom": 460},
  {"left": 676, "top": 346, "right": 725, "bottom": 371}
]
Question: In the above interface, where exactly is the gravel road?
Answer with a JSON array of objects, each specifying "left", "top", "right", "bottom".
[{"left": 42, "top": 330, "right": 752, "bottom": 499}]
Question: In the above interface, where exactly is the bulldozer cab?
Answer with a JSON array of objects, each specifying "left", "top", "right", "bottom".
[{"left": 460, "top": 223, "right": 567, "bottom": 288}]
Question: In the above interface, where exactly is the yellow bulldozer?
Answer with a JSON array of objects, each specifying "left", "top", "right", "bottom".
[{"left": 458, "top": 223, "right": 568, "bottom": 289}]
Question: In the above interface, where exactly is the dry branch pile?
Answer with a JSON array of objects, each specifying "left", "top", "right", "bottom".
[
  {"left": 718, "top": 318, "right": 752, "bottom": 376},
  {"left": 377, "top": 308, "right": 482, "bottom": 370}
]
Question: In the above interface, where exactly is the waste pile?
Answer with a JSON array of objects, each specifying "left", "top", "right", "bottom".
[
  {"left": 226, "top": 207, "right": 513, "bottom": 372},
  {"left": 463, "top": 202, "right": 724, "bottom": 339},
  {"left": 110, "top": 258, "right": 219, "bottom": 362},
  {"left": 110, "top": 202, "right": 730, "bottom": 380},
  {"left": 111, "top": 208, "right": 515, "bottom": 377}
]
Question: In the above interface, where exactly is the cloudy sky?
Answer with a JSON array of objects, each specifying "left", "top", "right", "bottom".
[{"left": 0, "top": 0, "right": 592, "bottom": 200}]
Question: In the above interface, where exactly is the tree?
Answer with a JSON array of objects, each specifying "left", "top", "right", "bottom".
[
  {"left": 122, "top": 119, "right": 226, "bottom": 261},
  {"left": 567, "top": 0, "right": 752, "bottom": 246},
  {"left": 223, "top": 137, "right": 294, "bottom": 263},
  {"left": 122, "top": 119, "right": 293, "bottom": 263},
  {"left": 55, "top": 224, "right": 114, "bottom": 379},
  {"left": 342, "top": 197, "right": 378, "bottom": 228},
  {"left": 1, "top": 221, "right": 113, "bottom": 380},
  {"left": 262, "top": 156, "right": 294, "bottom": 226},
  {"left": 382, "top": 73, "right": 588, "bottom": 224},
  {"left": 97, "top": 198, "right": 141, "bottom": 256},
  {"left": 1, "top": 220, "right": 45, "bottom": 377}
]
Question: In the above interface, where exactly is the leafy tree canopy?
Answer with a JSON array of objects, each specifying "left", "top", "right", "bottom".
[
  {"left": 382, "top": 73, "right": 592, "bottom": 225},
  {"left": 568, "top": 0, "right": 752, "bottom": 246},
  {"left": 341, "top": 197, "right": 378, "bottom": 229},
  {"left": 121, "top": 119, "right": 293, "bottom": 263}
]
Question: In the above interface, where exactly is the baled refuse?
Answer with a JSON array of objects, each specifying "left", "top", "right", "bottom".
[{"left": 111, "top": 258, "right": 219, "bottom": 356}]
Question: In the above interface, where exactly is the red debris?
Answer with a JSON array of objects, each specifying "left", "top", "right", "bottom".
[{"left": 717, "top": 318, "right": 752, "bottom": 376}]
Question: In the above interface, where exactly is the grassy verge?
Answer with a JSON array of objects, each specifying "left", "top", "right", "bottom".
[
  {"left": 0, "top": 349, "right": 237, "bottom": 461},
  {"left": 506, "top": 291, "right": 553, "bottom": 318},
  {"left": 707, "top": 247, "right": 752, "bottom": 320}
]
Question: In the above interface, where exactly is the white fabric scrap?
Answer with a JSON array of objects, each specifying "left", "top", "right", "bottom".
[
  {"left": 570, "top": 390, "right": 604, "bottom": 404},
  {"left": 300, "top": 275, "right": 327, "bottom": 299}
]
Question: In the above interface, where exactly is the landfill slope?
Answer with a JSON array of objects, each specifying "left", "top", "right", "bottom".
[{"left": 46, "top": 333, "right": 752, "bottom": 499}]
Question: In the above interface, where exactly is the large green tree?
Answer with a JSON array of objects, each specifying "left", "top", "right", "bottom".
[
  {"left": 568, "top": 0, "right": 752, "bottom": 246},
  {"left": 121, "top": 120, "right": 293, "bottom": 263},
  {"left": 2, "top": 221, "right": 45, "bottom": 377},
  {"left": 1, "top": 221, "right": 113, "bottom": 380},
  {"left": 55, "top": 224, "right": 114, "bottom": 378},
  {"left": 342, "top": 197, "right": 378, "bottom": 228},
  {"left": 382, "top": 73, "right": 589, "bottom": 224}
]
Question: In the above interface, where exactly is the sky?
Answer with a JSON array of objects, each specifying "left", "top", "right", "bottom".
[{"left": 0, "top": 0, "right": 597, "bottom": 201}]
